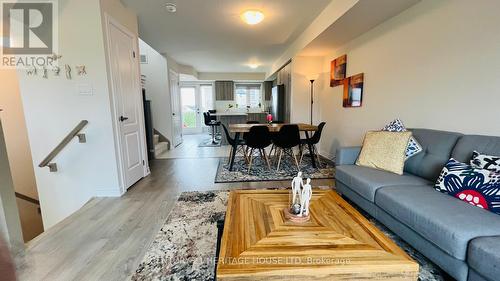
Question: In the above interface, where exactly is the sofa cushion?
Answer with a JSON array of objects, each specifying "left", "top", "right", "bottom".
[
  {"left": 375, "top": 185, "right": 500, "bottom": 260},
  {"left": 470, "top": 150, "right": 500, "bottom": 172},
  {"left": 435, "top": 158, "right": 500, "bottom": 215},
  {"left": 452, "top": 135, "right": 500, "bottom": 163},
  {"left": 382, "top": 119, "right": 423, "bottom": 160},
  {"left": 404, "top": 129, "right": 462, "bottom": 182},
  {"left": 356, "top": 131, "right": 412, "bottom": 175},
  {"left": 468, "top": 236, "right": 500, "bottom": 281},
  {"left": 335, "top": 165, "right": 430, "bottom": 202}
]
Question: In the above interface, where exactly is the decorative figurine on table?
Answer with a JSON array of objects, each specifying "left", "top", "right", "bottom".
[
  {"left": 284, "top": 172, "right": 312, "bottom": 222},
  {"left": 299, "top": 178, "right": 312, "bottom": 217},
  {"left": 290, "top": 172, "right": 303, "bottom": 214}
]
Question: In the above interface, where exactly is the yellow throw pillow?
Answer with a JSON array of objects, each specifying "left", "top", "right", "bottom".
[{"left": 356, "top": 131, "right": 412, "bottom": 175}]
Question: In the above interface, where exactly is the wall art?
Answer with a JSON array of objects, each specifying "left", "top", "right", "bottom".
[{"left": 330, "top": 54, "right": 347, "bottom": 87}]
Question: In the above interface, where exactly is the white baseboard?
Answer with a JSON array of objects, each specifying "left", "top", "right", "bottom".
[
  {"left": 94, "top": 188, "right": 123, "bottom": 197},
  {"left": 319, "top": 148, "right": 336, "bottom": 162}
]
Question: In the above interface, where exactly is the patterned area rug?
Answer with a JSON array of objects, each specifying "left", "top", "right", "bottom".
[
  {"left": 198, "top": 138, "right": 221, "bottom": 147},
  {"left": 214, "top": 155, "right": 335, "bottom": 183},
  {"left": 131, "top": 190, "right": 447, "bottom": 281}
]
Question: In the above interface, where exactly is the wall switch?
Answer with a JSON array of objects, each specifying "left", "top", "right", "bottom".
[{"left": 78, "top": 84, "right": 93, "bottom": 95}]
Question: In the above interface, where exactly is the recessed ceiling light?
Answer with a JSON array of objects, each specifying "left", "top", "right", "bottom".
[
  {"left": 247, "top": 63, "right": 259, "bottom": 69},
  {"left": 241, "top": 10, "right": 264, "bottom": 25},
  {"left": 165, "top": 3, "right": 177, "bottom": 13}
]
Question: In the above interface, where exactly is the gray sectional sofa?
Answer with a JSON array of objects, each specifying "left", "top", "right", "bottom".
[{"left": 335, "top": 129, "right": 500, "bottom": 281}]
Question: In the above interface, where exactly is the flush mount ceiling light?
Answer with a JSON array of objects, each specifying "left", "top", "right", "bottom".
[
  {"left": 247, "top": 63, "right": 259, "bottom": 69},
  {"left": 164, "top": 3, "right": 177, "bottom": 13},
  {"left": 241, "top": 10, "right": 264, "bottom": 25}
]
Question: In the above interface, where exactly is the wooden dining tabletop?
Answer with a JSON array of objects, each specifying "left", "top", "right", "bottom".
[{"left": 229, "top": 123, "right": 318, "bottom": 133}]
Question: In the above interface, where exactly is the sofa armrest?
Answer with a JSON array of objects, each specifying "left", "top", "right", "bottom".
[{"left": 336, "top": 146, "right": 361, "bottom": 165}]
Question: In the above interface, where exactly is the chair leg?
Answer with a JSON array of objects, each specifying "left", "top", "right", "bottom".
[
  {"left": 276, "top": 148, "right": 283, "bottom": 171},
  {"left": 227, "top": 147, "right": 233, "bottom": 165},
  {"left": 268, "top": 144, "right": 275, "bottom": 159},
  {"left": 314, "top": 145, "right": 323, "bottom": 168},
  {"left": 263, "top": 149, "right": 271, "bottom": 169},
  {"left": 292, "top": 148, "right": 300, "bottom": 170},
  {"left": 248, "top": 148, "right": 254, "bottom": 174},
  {"left": 299, "top": 144, "right": 305, "bottom": 166}
]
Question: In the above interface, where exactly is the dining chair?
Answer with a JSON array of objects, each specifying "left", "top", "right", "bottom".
[
  {"left": 243, "top": 120, "right": 260, "bottom": 156},
  {"left": 245, "top": 125, "right": 272, "bottom": 173},
  {"left": 203, "top": 112, "right": 221, "bottom": 144},
  {"left": 272, "top": 124, "right": 301, "bottom": 171},
  {"left": 299, "top": 122, "right": 326, "bottom": 167},
  {"left": 221, "top": 124, "right": 248, "bottom": 164}
]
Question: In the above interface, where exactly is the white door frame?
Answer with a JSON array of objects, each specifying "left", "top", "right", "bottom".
[
  {"left": 179, "top": 84, "right": 203, "bottom": 135},
  {"left": 169, "top": 69, "right": 182, "bottom": 147},
  {"left": 104, "top": 14, "right": 149, "bottom": 195}
]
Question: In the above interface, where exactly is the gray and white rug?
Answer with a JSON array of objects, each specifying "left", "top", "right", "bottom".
[
  {"left": 198, "top": 138, "right": 221, "bottom": 147},
  {"left": 215, "top": 156, "right": 335, "bottom": 183},
  {"left": 131, "top": 190, "right": 447, "bottom": 281}
]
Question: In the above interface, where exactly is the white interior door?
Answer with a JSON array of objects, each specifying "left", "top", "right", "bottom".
[
  {"left": 170, "top": 70, "right": 182, "bottom": 147},
  {"left": 107, "top": 17, "right": 146, "bottom": 190},
  {"left": 180, "top": 86, "right": 202, "bottom": 135}
]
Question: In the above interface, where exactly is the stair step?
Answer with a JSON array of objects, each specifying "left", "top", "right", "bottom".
[
  {"left": 154, "top": 142, "right": 169, "bottom": 157},
  {"left": 153, "top": 134, "right": 160, "bottom": 146}
]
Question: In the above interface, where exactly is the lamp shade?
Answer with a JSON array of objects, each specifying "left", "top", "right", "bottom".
[{"left": 307, "top": 73, "right": 319, "bottom": 81}]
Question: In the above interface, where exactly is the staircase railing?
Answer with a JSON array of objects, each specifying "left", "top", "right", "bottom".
[{"left": 38, "top": 120, "right": 88, "bottom": 172}]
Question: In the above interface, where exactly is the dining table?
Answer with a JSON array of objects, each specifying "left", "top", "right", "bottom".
[{"left": 227, "top": 123, "right": 319, "bottom": 171}]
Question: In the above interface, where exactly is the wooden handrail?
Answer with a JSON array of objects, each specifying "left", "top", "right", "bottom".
[{"left": 38, "top": 120, "right": 88, "bottom": 172}]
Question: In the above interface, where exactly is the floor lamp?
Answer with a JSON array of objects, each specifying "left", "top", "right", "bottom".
[{"left": 309, "top": 79, "right": 315, "bottom": 125}]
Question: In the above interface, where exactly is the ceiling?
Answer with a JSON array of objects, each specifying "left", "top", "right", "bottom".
[
  {"left": 122, "top": 0, "right": 331, "bottom": 73},
  {"left": 299, "top": 0, "right": 420, "bottom": 56}
]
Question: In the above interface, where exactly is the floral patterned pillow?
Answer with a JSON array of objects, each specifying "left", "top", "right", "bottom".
[
  {"left": 471, "top": 151, "right": 500, "bottom": 173},
  {"left": 382, "top": 119, "right": 423, "bottom": 160},
  {"left": 435, "top": 158, "right": 500, "bottom": 214}
]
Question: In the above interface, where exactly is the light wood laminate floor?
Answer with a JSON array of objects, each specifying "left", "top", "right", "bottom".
[{"left": 14, "top": 156, "right": 334, "bottom": 281}]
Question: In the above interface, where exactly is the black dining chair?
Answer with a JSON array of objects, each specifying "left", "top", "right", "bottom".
[
  {"left": 203, "top": 112, "right": 221, "bottom": 144},
  {"left": 221, "top": 124, "right": 248, "bottom": 164},
  {"left": 300, "top": 122, "right": 326, "bottom": 167},
  {"left": 245, "top": 125, "right": 272, "bottom": 173},
  {"left": 272, "top": 124, "right": 301, "bottom": 171}
]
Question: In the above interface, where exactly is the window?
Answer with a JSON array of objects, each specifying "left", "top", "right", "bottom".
[
  {"left": 200, "top": 84, "right": 214, "bottom": 113},
  {"left": 235, "top": 84, "right": 262, "bottom": 108}
]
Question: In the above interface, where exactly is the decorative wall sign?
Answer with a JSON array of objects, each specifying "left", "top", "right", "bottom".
[
  {"left": 343, "top": 73, "right": 364, "bottom": 107},
  {"left": 52, "top": 66, "right": 61, "bottom": 76},
  {"left": 26, "top": 67, "right": 37, "bottom": 76},
  {"left": 65, "top": 64, "right": 72, "bottom": 79},
  {"left": 42, "top": 67, "right": 48, "bottom": 79},
  {"left": 76, "top": 65, "right": 87, "bottom": 76},
  {"left": 330, "top": 54, "right": 347, "bottom": 87}
]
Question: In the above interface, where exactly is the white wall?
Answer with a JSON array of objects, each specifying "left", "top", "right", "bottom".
[
  {"left": 139, "top": 39, "right": 173, "bottom": 142},
  {"left": 290, "top": 56, "right": 324, "bottom": 124},
  {"left": 18, "top": 0, "right": 138, "bottom": 228},
  {"left": 314, "top": 0, "right": 500, "bottom": 158}
]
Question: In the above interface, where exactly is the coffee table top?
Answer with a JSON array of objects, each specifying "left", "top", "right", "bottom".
[{"left": 217, "top": 189, "right": 418, "bottom": 280}]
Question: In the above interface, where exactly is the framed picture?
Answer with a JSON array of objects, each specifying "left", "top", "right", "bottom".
[
  {"left": 330, "top": 54, "right": 347, "bottom": 87},
  {"left": 343, "top": 73, "right": 364, "bottom": 108}
]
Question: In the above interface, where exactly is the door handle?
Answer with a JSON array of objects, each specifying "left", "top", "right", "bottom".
[{"left": 119, "top": 116, "right": 129, "bottom": 122}]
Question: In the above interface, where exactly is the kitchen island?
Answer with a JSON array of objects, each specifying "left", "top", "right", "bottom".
[{"left": 212, "top": 112, "right": 267, "bottom": 144}]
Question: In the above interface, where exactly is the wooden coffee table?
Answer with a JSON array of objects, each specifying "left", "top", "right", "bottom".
[{"left": 217, "top": 189, "right": 418, "bottom": 280}]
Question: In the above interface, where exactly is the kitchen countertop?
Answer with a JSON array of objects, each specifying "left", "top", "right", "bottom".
[{"left": 211, "top": 112, "right": 267, "bottom": 116}]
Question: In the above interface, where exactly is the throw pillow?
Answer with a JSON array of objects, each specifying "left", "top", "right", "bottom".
[
  {"left": 435, "top": 158, "right": 500, "bottom": 215},
  {"left": 382, "top": 119, "right": 423, "bottom": 160},
  {"left": 356, "top": 131, "right": 412, "bottom": 175},
  {"left": 471, "top": 151, "right": 500, "bottom": 172}
]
